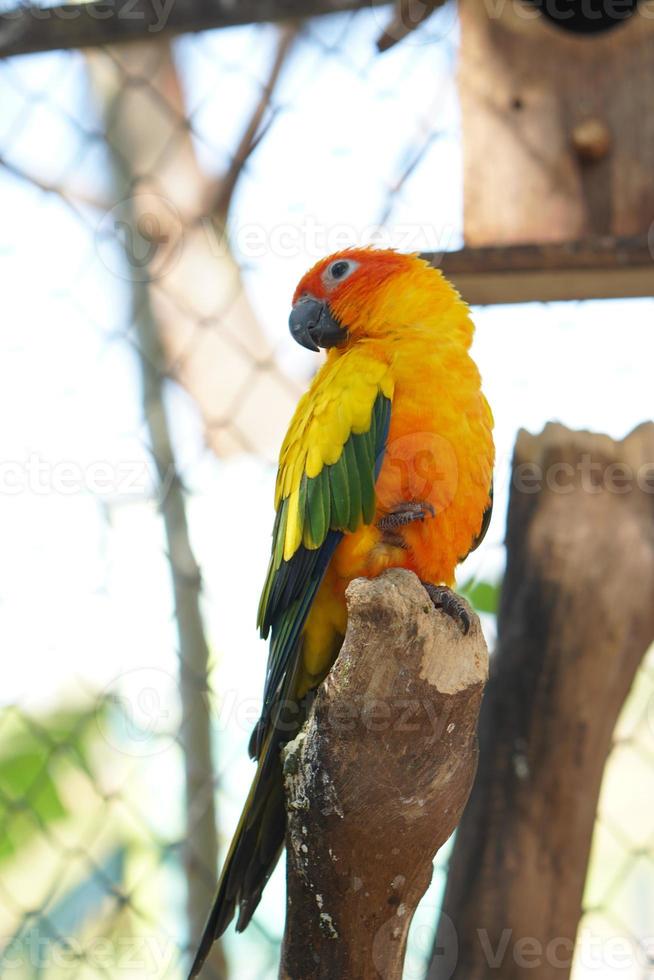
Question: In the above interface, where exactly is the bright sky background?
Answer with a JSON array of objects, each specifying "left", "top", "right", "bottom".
[{"left": 0, "top": 5, "right": 652, "bottom": 977}]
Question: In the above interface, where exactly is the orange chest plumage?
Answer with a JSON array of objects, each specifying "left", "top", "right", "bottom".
[{"left": 330, "top": 339, "right": 494, "bottom": 590}]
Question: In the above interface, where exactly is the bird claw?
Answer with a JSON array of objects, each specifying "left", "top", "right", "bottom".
[
  {"left": 421, "top": 583, "right": 471, "bottom": 635},
  {"left": 377, "top": 500, "right": 435, "bottom": 532}
]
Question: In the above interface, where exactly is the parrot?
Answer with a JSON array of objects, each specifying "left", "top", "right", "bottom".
[{"left": 189, "top": 247, "right": 494, "bottom": 977}]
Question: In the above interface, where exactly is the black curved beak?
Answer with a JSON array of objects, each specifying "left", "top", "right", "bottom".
[{"left": 289, "top": 296, "right": 348, "bottom": 352}]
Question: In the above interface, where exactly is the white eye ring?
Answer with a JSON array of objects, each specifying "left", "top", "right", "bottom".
[{"left": 322, "top": 259, "right": 358, "bottom": 285}]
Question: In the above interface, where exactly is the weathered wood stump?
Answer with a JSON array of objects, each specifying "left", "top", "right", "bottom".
[
  {"left": 430, "top": 422, "right": 654, "bottom": 980},
  {"left": 280, "top": 568, "right": 489, "bottom": 980}
]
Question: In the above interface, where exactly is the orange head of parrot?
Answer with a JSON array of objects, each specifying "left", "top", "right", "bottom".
[{"left": 289, "top": 246, "right": 470, "bottom": 352}]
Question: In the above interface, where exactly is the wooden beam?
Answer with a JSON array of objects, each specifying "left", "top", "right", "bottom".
[
  {"left": 430, "top": 236, "right": 654, "bottom": 304},
  {"left": 0, "top": 0, "right": 387, "bottom": 59}
]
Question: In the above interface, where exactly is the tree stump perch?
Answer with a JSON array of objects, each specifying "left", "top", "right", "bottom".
[
  {"left": 430, "top": 422, "right": 654, "bottom": 980},
  {"left": 280, "top": 568, "right": 489, "bottom": 980}
]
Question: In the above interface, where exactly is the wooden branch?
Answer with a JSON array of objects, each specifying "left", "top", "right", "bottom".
[
  {"left": 378, "top": 124, "right": 444, "bottom": 225},
  {"left": 128, "top": 219, "right": 225, "bottom": 977},
  {"left": 280, "top": 568, "right": 488, "bottom": 980},
  {"left": 0, "top": 154, "right": 110, "bottom": 213},
  {"left": 429, "top": 422, "right": 654, "bottom": 980},
  {"left": 376, "top": 0, "right": 448, "bottom": 53},
  {"left": 88, "top": 41, "right": 301, "bottom": 461},
  {"left": 429, "top": 236, "right": 654, "bottom": 304},
  {"left": 0, "top": 0, "right": 388, "bottom": 59},
  {"left": 208, "top": 24, "right": 298, "bottom": 222},
  {"left": 89, "top": 45, "right": 232, "bottom": 976}
]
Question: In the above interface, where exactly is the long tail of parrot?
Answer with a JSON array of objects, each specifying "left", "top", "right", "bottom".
[
  {"left": 189, "top": 646, "right": 313, "bottom": 978},
  {"left": 188, "top": 737, "right": 286, "bottom": 978}
]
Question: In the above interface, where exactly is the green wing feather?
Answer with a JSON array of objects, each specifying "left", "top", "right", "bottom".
[{"left": 252, "top": 385, "right": 392, "bottom": 758}]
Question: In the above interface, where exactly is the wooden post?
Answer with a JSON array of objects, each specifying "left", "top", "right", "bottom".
[
  {"left": 429, "top": 422, "right": 654, "bottom": 980},
  {"left": 279, "top": 568, "right": 488, "bottom": 980}
]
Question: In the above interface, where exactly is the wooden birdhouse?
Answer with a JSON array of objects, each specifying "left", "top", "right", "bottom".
[{"left": 440, "top": 0, "right": 654, "bottom": 302}]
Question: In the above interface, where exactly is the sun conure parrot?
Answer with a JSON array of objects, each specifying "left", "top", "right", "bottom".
[{"left": 189, "top": 247, "right": 494, "bottom": 977}]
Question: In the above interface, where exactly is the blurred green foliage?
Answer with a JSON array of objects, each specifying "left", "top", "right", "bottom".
[
  {"left": 0, "top": 704, "right": 107, "bottom": 863},
  {"left": 460, "top": 577, "right": 501, "bottom": 616}
]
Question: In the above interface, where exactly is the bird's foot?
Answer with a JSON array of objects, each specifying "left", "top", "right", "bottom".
[
  {"left": 377, "top": 501, "right": 435, "bottom": 532},
  {"left": 421, "top": 583, "right": 471, "bottom": 635}
]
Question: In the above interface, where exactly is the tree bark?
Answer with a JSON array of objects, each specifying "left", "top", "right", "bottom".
[
  {"left": 430, "top": 422, "right": 654, "bottom": 980},
  {"left": 0, "top": 0, "right": 388, "bottom": 58},
  {"left": 280, "top": 568, "right": 489, "bottom": 980}
]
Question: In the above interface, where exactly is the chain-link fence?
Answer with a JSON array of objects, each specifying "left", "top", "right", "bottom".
[{"left": 0, "top": 3, "right": 652, "bottom": 977}]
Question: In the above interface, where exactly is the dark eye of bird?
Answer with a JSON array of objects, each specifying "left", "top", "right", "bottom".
[{"left": 330, "top": 260, "right": 349, "bottom": 280}]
